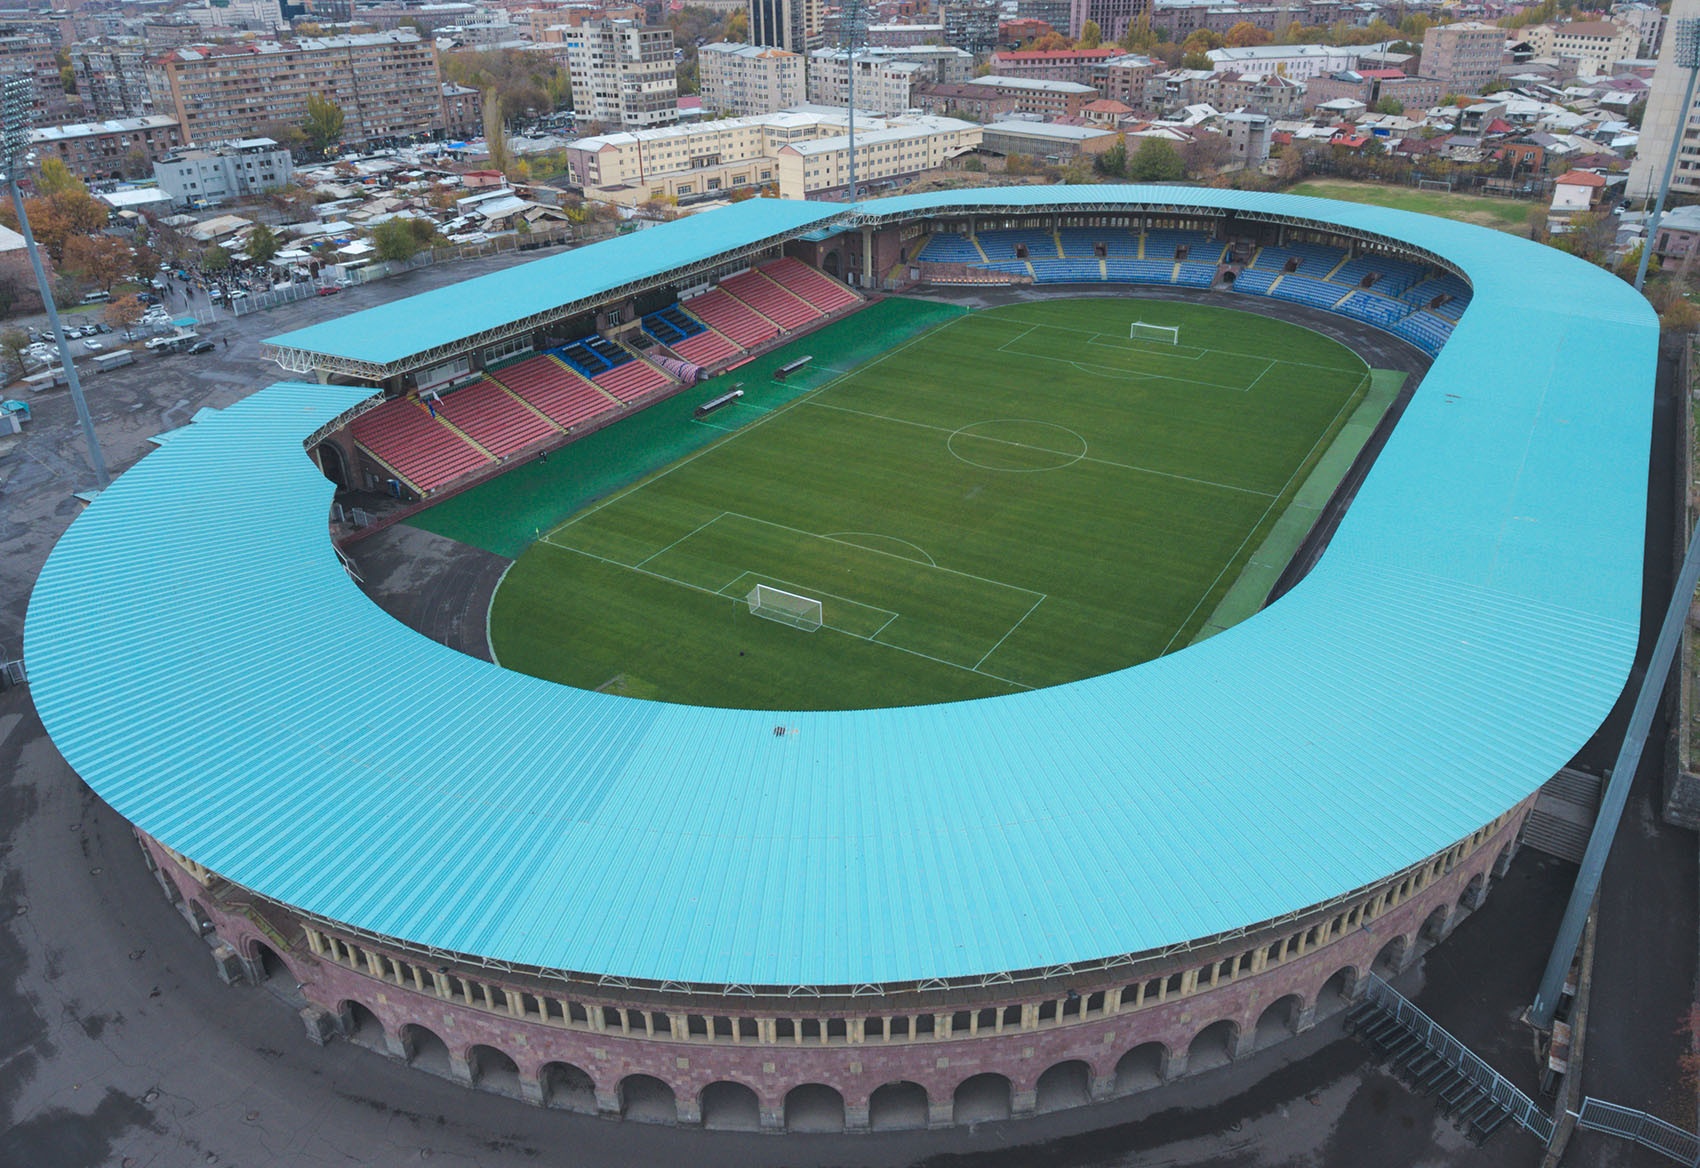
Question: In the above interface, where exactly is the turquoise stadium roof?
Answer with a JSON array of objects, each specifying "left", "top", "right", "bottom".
[{"left": 29, "top": 188, "right": 1654, "bottom": 988}]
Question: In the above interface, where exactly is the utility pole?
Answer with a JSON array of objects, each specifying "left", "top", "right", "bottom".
[
  {"left": 846, "top": 0, "right": 861, "bottom": 201},
  {"left": 1, "top": 74, "right": 108, "bottom": 491},
  {"left": 1635, "top": 18, "right": 1700, "bottom": 291}
]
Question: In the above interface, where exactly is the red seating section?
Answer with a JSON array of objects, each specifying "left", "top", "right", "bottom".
[
  {"left": 431, "top": 377, "right": 557, "bottom": 458},
  {"left": 721, "top": 269, "right": 821, "bottom": 330},
  {"left": 760, "top": 257, "right": 859, "bottom": 312},
  {"left": 351, "top": 397, "right": 489, "bottom": 493},
  {"left": 489, "top": 354, "right": 615, "bottom": 428},
  {"left": 684, "top": 289, "right": 777, "bottom": 348},
  {"left": 594, "top": 357, "right": 671, "bottom": 402},
  {"left": 672, "top": 326, "right": 740, "bottom": 366}
]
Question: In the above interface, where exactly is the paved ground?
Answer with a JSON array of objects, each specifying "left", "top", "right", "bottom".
[{"left": 0, "top": 262, "right": 1690, "bottom": 1168}]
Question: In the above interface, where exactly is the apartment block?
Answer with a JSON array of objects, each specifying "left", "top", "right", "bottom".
[
  {"left": 807, "top": 45, "right": 974, "bottom": 112},
  {"left": 154, "top": 33, "right": 447, "bottom": 148},
  {"left": 153, "top": 137, "right": 294, "bottom": 207},
  {"left": 750, "top": 0, "right": 821, "bottom": 54},
  {"left": 1203, "top": 43, "right": 1357, "bottom": 80},
  {"left": 1067, "top": 0, "right": 1149, "bottom": 43},
  {"left": 29, "top": 115, "right": 184, "bottom": 181},
  {"left": 961, "top": 75, "right": 1096, "bottom": 118},
  {"left": 1522, "top": 20, "right": 1640, "bottom": 76},
  {"left": 72, "top": 39, "right": 154, "bottom": 120},
  {"left": 564, "top": 20, "right": 678, "bottom": 129},
  {"left": 987, "top": 47, "right": 1118, "bottom": 84},
  {"left": 1420, "top": 22, "right": 1506, "bottom": 95},
  {"left": 441, "top": 83, "right": 483, "bottom": 140},
  {"left": 0, "top": 27, "right": 73, "bottom": 128},
  {"left": 700, "top": 43, "right": 806, "bottom": 117}
]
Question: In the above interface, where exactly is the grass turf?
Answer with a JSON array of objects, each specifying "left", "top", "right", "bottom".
[
  {"left": 485, "top": 296, "right": 1377, "bottom": 710},
  {"left": 1287, "top": 180, "right": 1535, "bottom": 231}
]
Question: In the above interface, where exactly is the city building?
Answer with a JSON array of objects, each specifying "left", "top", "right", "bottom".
[
  {"left": 942, "top": 1, "right": 1000, "bottom": 56},
  {"left": 153, "top": 34, "right": 448, "bottom": 148},
  {"left": 807, "top": 46, "right": 975, "bottom": 112},
  {"left": 865, "top": 22, "right": 946, "bottom": 46},
  {"left": 563, "top": 108, "right": 978, "bottom": 202},
  {"left": 1420, "top": 22, "right": 1507, "bottom": 95},
  {"left": 440, "top": 83, "right": 484, "bottom": 140},
  {"left": 71, "top": 39, "right": 154, "bottom": 120},
  {"left": 1302, "top": 69, "right": 1442, "bottom": 114},
  {"left": 1522, "top": 21, "right": 1640, "bottom": 77},
  {"left": 1222, "top": 110, "right": 1271, "bottom": 168},
  {"left": 913, "top": 81, "right": 1021, "bottom": 121},
  {"left": 1100, "top": 53, "right": 1159, "bottom": 104},
  {"left": 1014, "top": 0, "right": 1072, "bottom": 33},
  {"left": 0, "top": 25, "right": 73, "bottom": 128},
  {"left": 750, "top": 0, "right": 820, "bottom": 55},
  {"left": 152, "top": 137, "right": 294, "bottom": 207},
  {"left": 1203, "top": 44, "right": 1357, "bottom": 81},
  {"left": 1628, "top": 0, "right": 1700, "bottom": 202},
  {"left": 988, "top": 46, "right": 1119, "bottom": 84},
  {"left": 980, "top": 119, "right": 1119, "bottom": 159},
  {"left": 699, "top": 42, "right": 806, "bottom": 116},
  {"left": 1612, "top": 2, "right": 1665, "bottom": 58},
  {"left": 29, "top": 115, "right": 184, "bottom": 181},
  {"left": 1200, "top": 71, "right": 1307, "bottom": 116},
  {"left": 1068, "top": 0, "right": 1149, "bottom": 43},
  {"left": 962, "top": 74, "right": 1097, "bottom": 118},
  {"left": 564, "top": 20, "right": 679, "bottom": 129}
]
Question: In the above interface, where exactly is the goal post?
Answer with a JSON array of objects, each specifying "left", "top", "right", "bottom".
[
  {"left": 1129, "top": 321, "right": 1180, "bottom": 344},
  {"left": 746, "top": 584, "right": 823, "bottom": 632}
]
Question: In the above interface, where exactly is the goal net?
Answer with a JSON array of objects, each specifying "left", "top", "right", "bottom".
[
  {"left": 1129, "top": 322, "right": 1180, "bottom": 344},
  {"left": 746, "top": 584, "right": 823, "bottom": 632}
]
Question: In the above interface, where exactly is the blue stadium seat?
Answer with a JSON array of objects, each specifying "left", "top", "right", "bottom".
[{"left": 917, "top": 233, "right": 982, "bottom": 263}]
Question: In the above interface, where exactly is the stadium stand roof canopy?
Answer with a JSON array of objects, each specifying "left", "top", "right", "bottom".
[{"left": 32, "top": 188, "right": 1653, "bottom": 990}]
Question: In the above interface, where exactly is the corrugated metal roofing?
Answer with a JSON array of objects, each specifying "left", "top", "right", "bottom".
[
  {"left": 263, "top": 198, "right": 843, "bottom": 366},
  {"left": 29, "top": 188, "right": 1653, "bottom": 987}
]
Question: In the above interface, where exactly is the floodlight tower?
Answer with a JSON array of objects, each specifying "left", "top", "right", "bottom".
[
  {"left": 1633, "top": 17, "right": 1700, "bottom": 292},
  {"left": 0, "top": 74, "right": 108, "bottom": 490},
  {"left": 845, "top": 0, "right": 863, "bottom": 202}
]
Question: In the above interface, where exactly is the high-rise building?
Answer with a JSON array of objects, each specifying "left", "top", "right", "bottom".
[
  {"left": 699, "top": 42, "right": 806, "bottom": 116},
  {"left": 750, "top": 0, "right": 819, "bottom": 55},
  {"left": 29, "top": 115, "right": 184, "bottom": 181},
  {"left": 1612, "top": 2, "right": 1666, "bottom": 58},
  {"left": 806, "top": 45, "right": 975, "bottom": 111},
  {"left": 564, "top": 20, "right": 679, "bottom": 129},
  {"left": 1067, "top": 0, "right": 1148, "bottom": 43},
  {"left": 153, "top": 33, "right": 447, "bottom": 148},
  {"left": 1419, "top": 22, "right": 1506, "bottom": 95},
  {"left": 72, "top": 39, "right": 156, "bottom": 119},
  {"left": 1522, "top": 20, "right": 1639, "bottom": 76},
  {"left": 0, "top": 25, "right": 73, "bottom": 128},
  {"left": 152, "top": 137, "right": 295, "bottom": 207},
  {"left": 1627, "top": 0, "right": 1700, "bottom": 201},
  {"left": 942, "top": 1, "right": 1000, "bottom": 55}
]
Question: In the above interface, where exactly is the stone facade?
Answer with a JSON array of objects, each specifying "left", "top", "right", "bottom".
[{"left": 138, "top": 801, "right": 1527, "bottom": 1132}]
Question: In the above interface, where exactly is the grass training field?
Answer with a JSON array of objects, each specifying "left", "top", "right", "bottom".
[
  {"left": 1288, "top": 180, "right": 1535, "bottom": 232},
  {"left": 482, "top": 296, "right": 1376, "bottom": 710}
]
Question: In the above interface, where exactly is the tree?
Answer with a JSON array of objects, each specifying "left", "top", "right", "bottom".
[
  {"left": 1525, "top": 204, "right": 1549, "bottom": 242},
  {"left": 61, "top": 234, "right": 132, "bottom": 290},
  {"left": 0, "top": 326, "right": 25, "bottom": 383},
  {"left": 372, "top": 217, "right": 423, "bottom": 262},
  {"left": 1627, "top": 97, "right": 1647, "bottom": 129},
  {"left": 1120, "top": 12, "right": 1156, "bottom": 51},
  {"left": 1181, "top": 28, "right": 1223, "bottom": 52},
  {"left": 1373, "top": 97, "right": 1405, "bottom": 115},
  {"left": 1129, "top": 137, "right": 1185, "bottom": 181},
  {"left": 1079, "top": 18, "right": 1102, "bottom": 47},
  {"left": 202, "top": 244, "right": 231, "bottom": 272},
  {"left": 1660, "top": 296, "right": 1700, "bottom": 334},
  {"left": 1032, "top": 31, "right": 1073, "bottom": 50},
  {"left": 0, "top": 177, "right": 109, "bottom": 262},
  {"left": 302, "top": 93, "right": 345, "bottom": 155},
  {"left": 245, "top": 222, "right": 281, "bottom": 264},
  {"left": 1095, "top": 136, "right": 1128, "bottom": 178},
  {"left": 1615, "top": 243, "right": 1657, "bottom": 283},
  {"left": 1181, "top": 132, "right": 1232, "bottom": 178},
  {"left": 1181, "top": 51, "right": 1212, "bottom": 70},
  {"left": 483, "top": 88, "right": 512, "bottom": 175},
  {"left": 256, "top": 120, "right": 308, "bottom": 155},
  {"left": 724, "top": 8, "right": 748, "bottom": 41},
  {"left": 36, "top": 157, "right": 83, "bottom": 198},
  {"left": 1062, "top": 153, "right": 1095, "bottom": 184},
  {"left": 1224, "top": 20, "right": 1272, "bottom": 47},
  {"left": 103, "top": 294, "right": 145, "bottom": 333}
]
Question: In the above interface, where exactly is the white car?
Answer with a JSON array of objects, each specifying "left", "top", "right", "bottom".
[
  {"left": 228, "top": 289, "right": 248, "bottom": 300},
  {"left": 83, "top": 340, "right": 103, "bottom": 352}
]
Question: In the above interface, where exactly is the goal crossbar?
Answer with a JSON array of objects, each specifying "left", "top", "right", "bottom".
[
  {"left": 1129, "top": 321, "right": 1180, "bottom": 344},
  {"left": 746, "top": 583, "right": 823, "bottom": 632}
]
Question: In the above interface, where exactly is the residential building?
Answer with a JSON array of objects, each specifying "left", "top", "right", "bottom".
[
  {"left": 29, "top": 115, "right": 184, "bottom": 181},
  {"left": 1301, "top": 69, "right": 1442, "bottom": 114},
  {"left": 564, "top": 108, "right": 978, "bottom": 202},
  {"left": 1549, "top": 168, "right": 1605, "bottom": 213},
  {"left": 750, "top": 0, "right": 820, "bottom": 55},
  {"left": 1421, "top": 22, "right": 1506, "bottom": 94},
  {"left": 1649, "top": 201, "right": 1700, "bottom": 258},
  {"left": 1067, "top": 0, "right": 1149, "bottom": 43},
  {"left": 440, "top": 83, "right": 483, "bottom": 140},
  {"left": 1203, "top": 44, "right": 1357, "bottom": 81},
  {"left": 807, "top": 46, "right": 974, "bottom": 112},
  {"left": 865, "top": 22, "right": 945, "bottom": 46},
  {"left": 1627, "top": 0, "right": 1700, "bottom": 201},
  {"left": 980, "top": 119, "right": 1118, "bottom": 159},
  {"left": 529, "top": 3, "right": 644, "bottom": 39},
  {"left": 1522, "top": 21, "right": 1640, "bottom": 77},
  {"left": 153, "top": 34, "right": 447, "bottom": 148},
  {"left": 942, "top": 1, "right": 1000, "bottom": 56},
  {"left": 1199, "top": 71, "right": 1307, "bottom": 116},
  {"left": 153, "top": 137, "right": 294, "bottom": 207},
  {"left": 913, "top": 80, "right": 1020, "bottom": 121},
  {"left": 962, "top": 74, "right": 1096, "bottom": 118},
  {"left": 1153, "top": 0, "right": 1345, "bottom": 38},
  {"left": 0, "top": 27, "right": 72, "bottom": 127},
  {"left": 1612, "top": 2, "right": 1665, "bottom": 58},
  {"left": 999, "top": 17, "right": 1055, "bottom": 43},
  {"left": 1222, "top": 110, "right": 1271, "bottom": 168},
  {"left": 1014, "top": 0, "right": 1072, "bottom": 32},
  {"left": 1100, "top": 53, "right": 1158, "bottom": 104},
  {"left": 988, "top": 46, "right": 1118, "bottom": 84},
  {"left": 71, "top": 39, "right": 154, "bottom": 120},
  {"left": 700, "top": 42, "right": 806, "bottom": 116},
  {"left": 564, "top": 20, "right": 679, "bottom": 129}
]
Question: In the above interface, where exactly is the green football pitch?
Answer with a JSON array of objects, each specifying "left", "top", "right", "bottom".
[{"left": 473, "top": 296, "right": 1385, "bottom": 710}]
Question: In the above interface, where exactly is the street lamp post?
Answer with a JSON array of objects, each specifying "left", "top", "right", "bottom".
[
  {"left": 1634, "top": 17, "right": 1700, "bottom": 291},
  {"left": 0, "top": 75, "right": 108, "bottom": 490}
]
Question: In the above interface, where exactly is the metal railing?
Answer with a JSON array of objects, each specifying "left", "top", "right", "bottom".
[
  {"left": 1361, "top": 973, "right": 1555, "bottom": 1142},
  {"left": 1576, "top": 1097, "right": 1700, "bottom": 1165}
]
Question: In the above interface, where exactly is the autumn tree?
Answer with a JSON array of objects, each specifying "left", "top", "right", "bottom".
[
  {"left": 1095, "top": 135, "right": 1129, "bottom": 178},
  {"left": 0, "top": 326, "right": 25, "bottom": 382},
  {"left": 1120, "top": 12, "right": 1157, "bottom": 51},
  {"left": 61, "top": 234, "right": 133, "bottom": 291},
  {"left": 372, "top": 217, "right": 423, "bottom": 262},
  {"left": 1079, "top": 18, "right": 1103, "bottom": 47},
  {"left": 202, "top": 244, "right": 231, "bottom": 271},
  {"left": 302, "top": 93, "right": 346, "bottom": 155},
  {"left": 1181, "top": 28, "right": 1223, "bottom": 53},
  {"left": 1181, "top": 132, "right": 1232, "bottom": 178},
  {"left": 1224, "top": 20, "right": 1272, "bottom": 47},
  {"left": 103, "top": 294, "right": 146, "bottom": 333},
  {"left": 0, "top": 165, "right": 110, "bottom": 262},
  {"left": 723, "top": 7, "right": 748, "bottom": 40},
  {"left": 1032, "top": 31, "right": 1073, "bottom": 50},
  {"left": 483, "top": 88, "right": 513, "bottom": 175},
  {"left": 1129, "top": 136, "right": 1185, "bottom": 181}
]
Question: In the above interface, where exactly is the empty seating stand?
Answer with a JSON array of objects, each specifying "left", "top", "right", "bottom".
[
  {"left": 978, "top": 229, "right": 1058, "bottom": 260},
  {"left": 642, "top": 306, "right": 704, "bottom": 346},
  {"left": 1271, "top": 274, "right": 1348, "bottom": 311},
  {"left": 488, "top": 353, "right": 615, "bottom": 429},
  {"left": 1144, "top": 229, "right": 1222, "bottom": 262},
  {"left": 351, "top": 396, "right": 490, "bottom": 493},
  {"left": 1335, "top": 290, "right": 1411, "bottom": 329},
  {"left": 686, "top": 288, "right": 780, "bottom": 348},
  {"left": 1230, "top": 268, "right": 1277, "bottom": 295},
  {"left": 431, "top": 377, "right": 556, "bottom": 458},
  {"left": 761, "top": 257, "right": 859, "bottom": 313},
  {"left": 1332, "top": 253, "right": 1428, "bottom": 295},
  {"left": 721, "top": 270, "right": 822, "bottom": 331},
  {"left": 1103, "top": 258, "right": 1178, "bottom": 284},
  {"left": 1251, "top": 241, "right": 1347, "bottom": 275},
  {"left": 591, "top": 347, "right": 672, "bottom": 402},
  {"left": 1056, "top": 229, "right": 1138, "bottom": 257},
  {"left": 1392, "top": 312, "right": 1453, "bottom": 355},
  {"left": 916, "top": 232, "right": 982, "bottom": 263},
  {"left": 1031, "top": 258, "right": 1106, "bottom": 283},
  {"left": 556, "top": 339, "right": 611, "bottom": 378}
]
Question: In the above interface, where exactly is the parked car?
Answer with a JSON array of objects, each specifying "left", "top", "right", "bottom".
[
  {"left": 94, "top": 323, "right": 111, "bottom": 334},
  {"left": 186, "top": 340, "right": 216, "bottom": 355},
  {"left": 315, "top": 285, "right": 342, "bottom": 296},
  {"left": 228, "top": 289, "right": 248, "bottom": 300},
  {"left": 82, "top": 340, "right": 103, "bottom": 352}
]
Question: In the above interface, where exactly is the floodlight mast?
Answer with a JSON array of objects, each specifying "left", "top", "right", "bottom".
[
  {"left": 1, "top": 76, "right": 108, "bottom": 491},
  {"left": 1634, "top": 18, "right": 1700, "bottom": 292},
  {"left": 845, "top": 0, "right": 862, "bottom": 202}
]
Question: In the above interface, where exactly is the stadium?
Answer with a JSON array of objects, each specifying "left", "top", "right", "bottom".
[{"left": 25, "top": 186, "right": 1654, "bottom": 1133}]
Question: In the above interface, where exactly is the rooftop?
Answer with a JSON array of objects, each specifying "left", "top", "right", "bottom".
[{"left": 969, "top": 75, "right": 1098, "bottom": 94}]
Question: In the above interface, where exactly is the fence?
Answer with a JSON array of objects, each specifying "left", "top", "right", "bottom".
[
  {"left": 1361, "top": 973, "right": 1556, "bottom": 1142},
  {"left": 1576, "top": 1097, "right": 1700, "bottom": 1165}
]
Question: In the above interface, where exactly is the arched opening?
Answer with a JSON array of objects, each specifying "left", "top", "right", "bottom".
[
  {"left": 823, "top": 251, "right": 839, "bottom": 276},
  {"left": 784, "top": 1083, "right": 845, "bottom": 1133},
  {"left": 187, "top": 900, "right": 214, "bottom": 935},
  {"left": 1315, "top": 966, "right": 1359, "bottom": 1017},
  {"left": 313, "top": 440, "right": 348, "bottom": 486},
  {"left": 867, "top": 1080, "right": 928, "bottom": 1131},
  {"left": 1493, "top": 842, "right": 1514, "bottom": 876},
  {"left": 1459, "top": 871, "right": 1487, "bottom": 911},
  {"left": 1035, "top": 1060, "right": 1092, "bottom": 1113},
  {"left": 700, "top": 1080, "right": 759, "bottom": 1131},
  {"left": 953, "top": 1073, "right": 1012, "bottom": 1125},
  {"left": 542, "top": 1061, "right": 596, "bottom": 1113},
  {"left": 400, "top": 1023, "right": 451, "bottom": 1076},
  {"left": 1420, "top": 905, "right": 1452, "bottom": 943},
  {"left": 1187, "top": 1019, "right": 1239, "bottom": 1073},
  {"left": 1222, "top": 267, "right": 1237, "bottom": 284},
  {"left": 341, "top": 1000, "right": 384, "bottom": 1050},
  {"left": 468, "top": 1044, "right": 521, "bottom": 1097},
  {"left": 1114, "top": 1042, "right": 1167, "bottom": 1093},
  {"left": 251, "top": 940, "right": 287, "bottom": 982},
  {"left": 618, "top": 1074, "right": 677, "bottom": 1124},
  {"left": 1254, "top": 994, "right": 1304, "bottom": 1050},
  {"left": 1373, "top": 934, "right": 1410, "bottom": 976}
]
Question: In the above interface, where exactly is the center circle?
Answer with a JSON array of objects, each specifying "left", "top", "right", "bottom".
[{"left": 946, "top": 419, "right": 1089, "bottom": 472}]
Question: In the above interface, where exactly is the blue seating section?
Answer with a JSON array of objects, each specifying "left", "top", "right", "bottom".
[
  {"left": 1271, "top": 275, "right": 1348, "bottom": 311},
  {"left": 1055, "top": 229, "right": 1142, "bottom": 258},
  {"left": 1335, "top": 291, "right": 1410, "bottom": 328},
  {"left": 979, "top": 259, "right": 1032, "bottom": 275},
  {"left": 1175, "top": 264, "right": 1216, "bottom": 288},
  {"left": 917, "top": 233, "right": 982, "bottom": 262},
  {"left": 1333, "top": 253, "right": 1428, "bottom": 295},
  {"left": 556, "top": 335, "right": 633, "bottom": 376},
  {"left": 1031, "top": 258, "right": 1106, "bottom": 283},
  {"left": 1251, "top": 242, "right": 1347, "bottom": 274},
  {"left": 1431, "top": 296, "right": 1469, "bottom": 321},
  {"left": 1402, "top": 272, "right": 1472, "bottom": 320},
  {"left": 642, "top": 305, "right": 706, "bottom": 346},
  {"left": 1144, "top": 229, "right": 1222, "bottom": 262},
  {"left": 1104, "top": 258, "right": 1178, "bottom": 284},
  {"left": 978, "top": 229, "right": 1059, "bottom": 260},
  {"left": 1231, "top": 269, "right": 1277, "bottom": 295},
  {"left": 1392, "top": 312, "right": 1452, "bottom": 354}
]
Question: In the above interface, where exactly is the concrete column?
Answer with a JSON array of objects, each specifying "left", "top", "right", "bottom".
[
  {"left": 844, "top": 1101, "right": 869, "bottom": 1131},
  {"left": 1089, "top": 1072, "right": 1116, "bottom": 1101},
  {"left": 1166, "top": 1048, "right": 1188, "bottom": 1079},
  {"left": 383, "top": 1028, "right": 409, "bottom": 1060},
  {"left": 934, "top": 1013, "right": 949, "bottom": 1039},
  {"left": 520, "top": 1070, "right": 546, "bottom": 1107},
  {"left": 669, "top": 1013, "right": 689, "bottom": 1040},
  {"left": 927, "top": 1098, "right": 953, "bottom": 1128},
  {"left": 1295, "top": 1003, "right": 1317, "bottom": 1033},
  {"left": 333, "top": 1000, "right": 355, "bottom": 1036},
  {"left": 759, "top": 1103, "right": 785, "bottom": 1131},
  {"left": 1229, "top": 1025, "right": 1255, "bottom": 1061},
  {"left": 300, "top": 1005, "right": 337, "bottom": 1046},
  {"left": 850, "top": 1018, "right": 865, "bottom": 1044},
  {"left": 1461, "top": 875, "right": 1491, "bottom": 911},
  {"left": 676, "top": 1094, "right": 702, "bottom": 1125},
  {"left": 1020, "top": 1002, "right": 1039, "bottom": 1031},
  {"left": 1494, "top": 839, "right": 1518, "bottom": 877},
  {"left": 1012, "top": 1087, "right": 1037, "bottom": 1117},
  {"left": 306, "top": 929, "right": 325, "bottom": 956},
  {"left": 595, "top": 1087, "right": 622, "bottom": 1117},
  {"left": 1106, "top": 986, "right": 1124, "bottom": 1013},
  {"left": 448, "top": 1050, "right": 474, "bottom": 1086}
]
